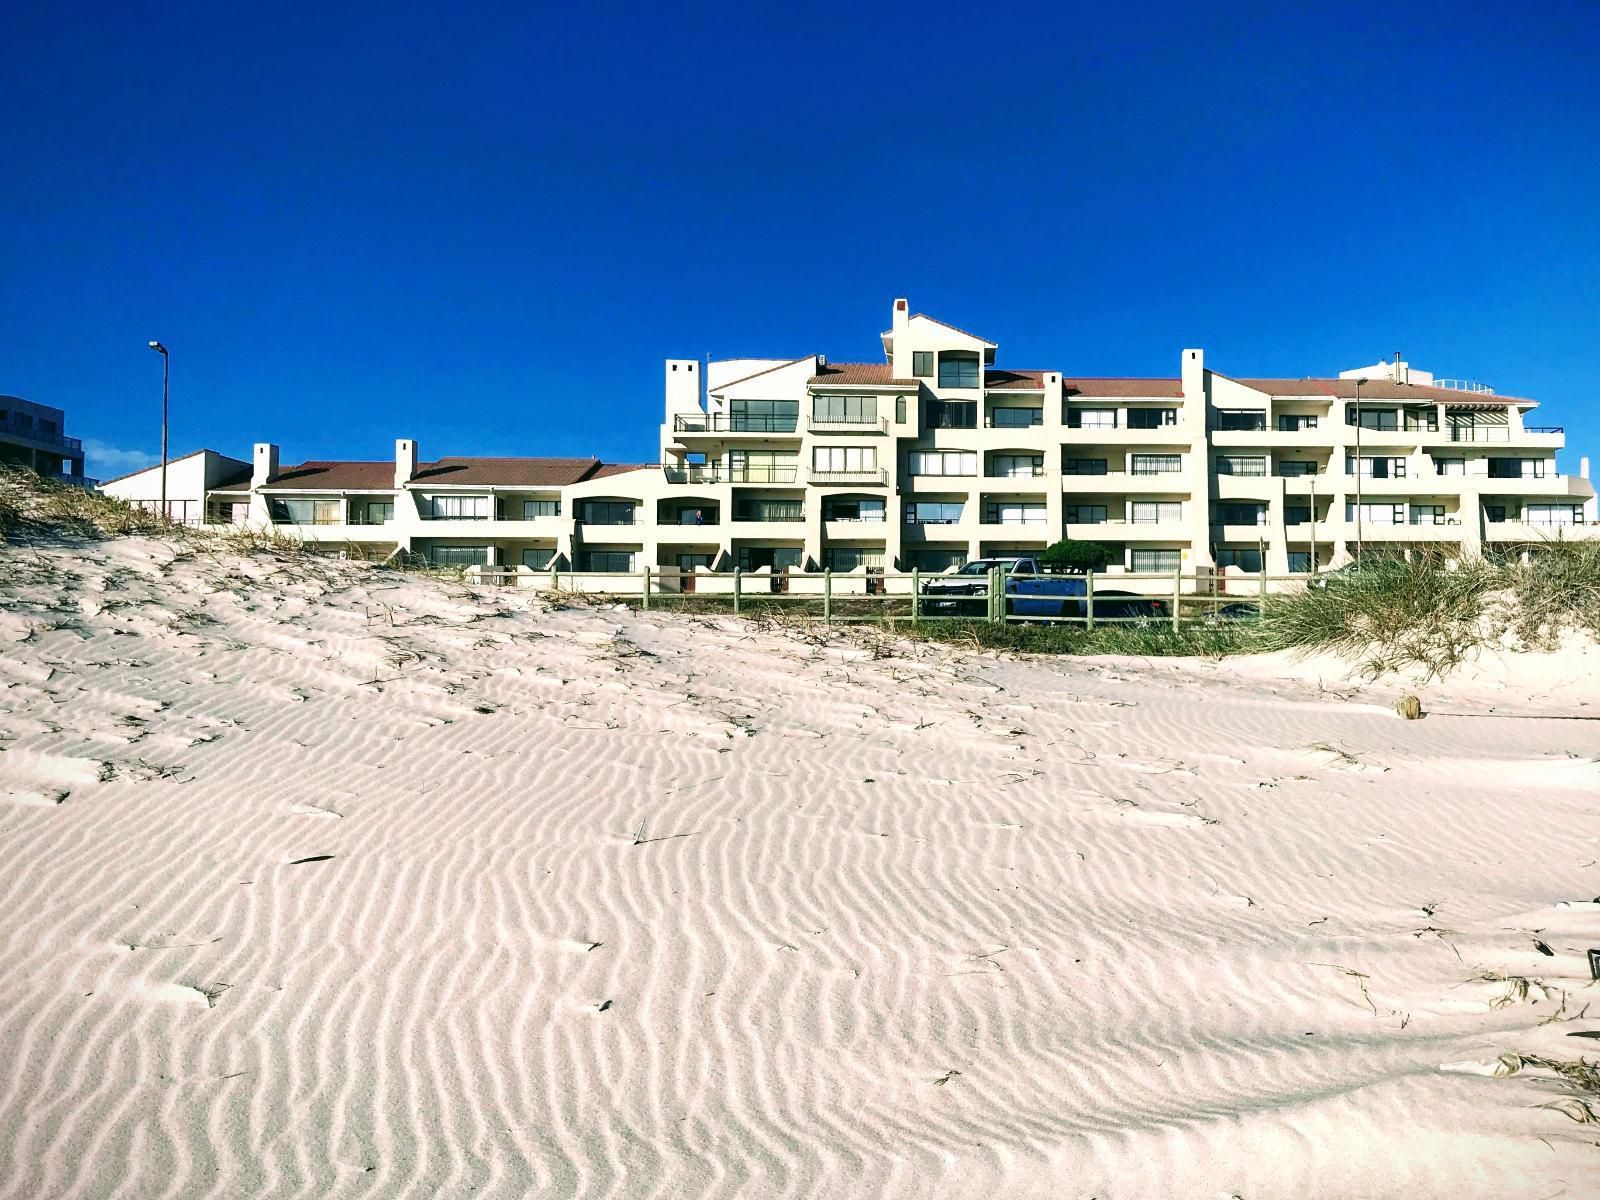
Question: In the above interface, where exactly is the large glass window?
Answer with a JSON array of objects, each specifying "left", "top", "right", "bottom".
[
  {"left": 1065, "top": 504, "right": 1108, "bottom": 524},
  {"left": 727, "top": 451, "right": 798, "bottom": 483},
  {"left": 1488, "top": 458, "right": 1547, "bottom": 479},
  {"left": 1434, "top": 457, "right": 1466, "bottom": 476},
  {"left": 990, "top": 454, "right": 1043, "bottom": 478},
  {"left": 908, "top": 451, "right": 977, "bottom": 476},
  {"left": 728, "top": 398, "right": 798, "bottom": 432},
  {"left": 1131, "top": 549, "right": 1181, "bottom": 573},
  {"left": 522, "top": 499, "right": 559, "bottom": 518},
  {"left": 1132, "top": 454, "right": 1182, "bottom": 475},
  {"left": 823, "top": 547, "right": 885, "bottom": 571},
  {"left": 352, "top": 500, "right": 393, "bottom": 525},
  {"left": 927, "top": 400, "right": 977, "bottom": 428},
  {"left": 271, "top": 498, "right": 342, "bottom": 524},
  {"left": 1350, "top": 407, "right": 1399, "bottom": 430},
  {"left": 1525, "top": 503, "right": 1582, "bottom": 526},
  {"left": 1287, "top": 551, "right": 1313, "bottom": 574},
  {"left": 812, "top": 446, "right": 877, "bottom": 473},
  {"left": 734, "top": 498, "right": 804, "bottom": 522},
  {"left": 1214, "top": 411, "right": 1265, "bottom": 431},
  {"left": 1284, "top": 505, "right": 1311, "bottom": 526},
  {"left": 990, "top": 407, "right": 1042, "bottom": 428},
  {"left": 1403, "top": 409, "right": 1439, "bottom": 432},
  {"left": 1277, "top": 414, "right": 1319, "bottom": 431},
  {"left": 1276, "top": 460, "right": 1318, "bottom": 477},
  {"left": 1130, "top": 501, "right": 1181, "bottom": 524},
  {"left": 1217, "top": 502, "right": 1267, "bottom": 525},
  {"left": 1409, "top": 505, "right": 1446, "bottom": 525},
  {"left": 937, "top": 352, "right": 980, "bottom": 388},
  {"left": 1067, "top": 408, "right": 1117, "bottom": 429},
  {"left": 1215, "top": 547, "right": 1264, "bottom": 572},
  {"left": 579, "top": 550, "right": 636, "bottom": 572},
  {"left": 905, "top": 501, "right": 964, "bottom": 524},
  {"left": 913, "top": 548, "right": 966, "bottom": 572},
  {"left": 430, "top": 545, "right": 489, "bottom": 567},
  {"left": 1063, "top": 458, "right": 1108, "bottom": 475},
  {"left": 912, "top": 351, "right": 934, "bottom": 378},
  {"left": 984, "top": 501, "right": 1046, "bottom": 525},
  {"left": 579, "top": 500, "right": 636, "bottom": 525},
  {"left": 812, "top": 394, "right": 879, "bottom": 423},
  {"left": 1346, "top": 502, "right": 1404, "bottom": 525},
  {"left": 521, "top": 548, "right": 555, "bottom": 570},
  {"left": 823, "top": 496, "right": 885, "bottom": 522},
  {"left": 1127, "top": 408, "right": 1177, "bottom": 429},
  {"left": 1346, "top": 455, "right": 1407, "bottom": 478},
  {"left": 429, "top": 494, "right": 491, "bottom": 520}
]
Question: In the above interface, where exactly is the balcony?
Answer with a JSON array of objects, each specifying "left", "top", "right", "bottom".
[
  {"left": 673, "top": 414, "right": 799, "bottom": 436},
  {"left": 807, "top": 415, "right": 890, "bottom": 435},
  {"left": 0, "top": 417, "right": 81, "bottom": 452},
  {"left": 1448, "top": 428, "right": 1511, "bottom": 443},
  {"left": 662, "top": 464, "right": 725, "bottom": 484},
  {"left": 730, "top": 466, "right": 800, "bottom": 485},
  {"left": 807, "top": 467, "right": 888, "bottom": 486}
]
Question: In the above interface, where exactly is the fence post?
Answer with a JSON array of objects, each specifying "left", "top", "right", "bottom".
[
  {"left": 990, "top": 566, "right": 1004, "bottom": 624},
  {"left": 733, "top": 568, "right": 742, "bottom": 615},
  {"left": 549, "top": 562, "right": 559, "bottom": 593},
  {"left": 911, "top": 569, "right": 921, "bottom": 622},
  {"left": 823, "top": 570, "right": 833, "bottom": 624},
  {"left": 1259, "top": 563, "right": 1268, "bottom": 618},
  {"left": 1172, "top": 566, "right": 1182, "bottom": 630},
  {"left": 1085, "top": 570, "right": 1095, "bottom": 631},
  {"left": 641, "top": 565, "right": 651, "bottom": 610}
]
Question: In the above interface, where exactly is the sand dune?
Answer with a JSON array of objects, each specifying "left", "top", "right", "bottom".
[{"left": 2, "top": 535, "right": 1598, "bottom": 1198}]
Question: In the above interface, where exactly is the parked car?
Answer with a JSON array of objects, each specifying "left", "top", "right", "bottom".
[
  {"left": 1087, "top": 590, "right": 1171, "bottom": 621},
  {"left": 1202, "top": 600, "right": 1261, "bottom": 623},
  {"left": 920, "top": 557, "right": 1086, "bottom": 617}
]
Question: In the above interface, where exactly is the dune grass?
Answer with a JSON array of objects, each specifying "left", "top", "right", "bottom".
[
  {"left": 901, "top": 618, "right": 1261, "bottom": 658},
  {"left": 0, "top": 467, "right": 175, "bottom": 539}
]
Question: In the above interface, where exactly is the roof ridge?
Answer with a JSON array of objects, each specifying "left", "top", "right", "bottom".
[{"left": 709, "top": 355, "right": 815, "bottom": 392}]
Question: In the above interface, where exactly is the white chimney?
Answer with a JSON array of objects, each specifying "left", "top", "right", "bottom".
[
  {"left": 1582, "top": 455, "right": 1591, "bottom": 480},
  {"left": 395, "top": 438, "right": 418, "bottom": 488},
  {"left": 252, "top": 442, "right": 279, "bottom": 488}
]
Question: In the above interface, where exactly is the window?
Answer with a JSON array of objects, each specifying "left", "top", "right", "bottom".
[
  {"left": 1489, "top": 458, "right": 1547, "bottom": 479},
  {"left": 353, "top": 500, "right": 393, "bottom": 525},
  {"left": 1215, "top": 547, "right": 1264, "bottom": 573},
  {"left": 735, "top": 498, "right": 804, "bottom": 522},
  {"left": 579, "top": 500, "right": 636, "bottom": 525},
  {"left": 1217, "top": 502, "right": 1267, "bottom": 526},
  {"left": 1214, "top": 455, "right": 1264, "bottom": 477},
  {"left": 727, "top": 451, "right": 797, "bottom": 483},
  {"left": 1287, "top": 551, "right": 1313, "bottom": 574},
  {"left": 1346, "top": 455, "right": 1407, "bottom": 478},
  {"left": 1284, "top": 505, "right": 1311, "bottom": 526},
  {"left": 521, "top": 499, "right": 559, "bottom": 518},
  {"left": 1130, "top": 501, "right": 1181, "bottom": 524},
  {"left": 914, "top": 548, "right": 966, "bottom": 572},
  {"left": 983, "top": 501, "right": 1046, "bottom": 525},
  {"left": 1403, "top": 410, "right": 1439, "bottom": 432},
  {"left": 522, "top": 548, "right": 555, "bottom": 570},
  {"left": 1065, "top": 504, "right": 1108, "bottom": 524},
  {"left": 1410, "top": 504, "right": 1446, "bottom": 526},
  {"left": 579, "top": 550, "right": 635, "bottom": 572},
  {"left": 823, "top": 547, "right": 885, "bottom": 572},
  {"left": 895, "top": 396, "right": 907, "bottom": 424},
  {"left": 1131, "top": 549, "right": 1181, "bottom": 573},
  {"left": 1346, "top": 502, "right": 1405, "bottom": 525},
  {"left": 1434, "top": 457, "right": 1466, "bottom": 476},
  {"left": 1214, "top": 411, "right": 1265, "bottom": 431},
  {"left": 728, "top": 398, "right": 798, "bottom": 432},
  {"left": 938, "top": 352, "right": 980, "bottom": 388},
  {"left": 1525, "top": 503, "right": 1582, "bottom": 527},
  {"left": 990, "top": 454, "right": 1043, "bottom": 478},
  {"left": 905, "top": 501, "right": 964, "bottom": 524},
  {"left": 1277, "top": 414, "right": 1319, "bottom": 431},
  {"left": 813, "top": 395, "right": 879, "bottom": 423},
  {"left": 1485, "top": 504, "right": 1507, "bottom": 524},
  {"left": 1127, "top": 408, "right": 1178, "bottom": 429},
  {"left": 990, "top": 407, "right": 1042, "bottom": 428},
  {"left": 1349, "top": 407, "right": 1399, "bottom": 430},
  {"left": 927, "top": 399, "right": 977, "bottom": 428},
  {"left": 1067, "top": 408, "right": 1117, "bottom": 429},
  {"left": 430, "top": 545, "right": 489, "bottom": 567},
  {"left": 271, "top": 498, "right": 342, "bottom": 525},
  {"left": 1276, "top": 460, "right": 1318, "bottom": 477},
  {"left": 677, "top": 553, "right": 715, "bottom": 571},
  {"left": 812, "top": 446, "right": 877, "bottom": 474},
  {"left": 1064, "top": 458, "right": 1108, "bottom": 475},
  {"left": 908, "top": 450, "right": 977, "bottom": 476},
  {"left": 824, "top": 496, "right": 885, "bottom": 522},
  {"left": 912, "top": 351, "right": 934, "bottom": 379},
  {"left": 736, "top": 547, "right": 803, "bottom": 571},
  {"left": 429, "top": 494, "right": 491, "bottom": 520},
  {"left": 1132, "top": 454, "right": 1181, "bottom": 475}
]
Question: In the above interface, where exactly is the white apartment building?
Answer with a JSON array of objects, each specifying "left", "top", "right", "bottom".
[{"left": 100, "top": 298, "right": 1598, "bottom": 581}]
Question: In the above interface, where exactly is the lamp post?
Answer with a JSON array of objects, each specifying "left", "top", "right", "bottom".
[{"left": 148, "top": 341, "right": 169, "bottom": 517}]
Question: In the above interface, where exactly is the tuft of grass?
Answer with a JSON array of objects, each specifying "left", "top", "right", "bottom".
[
  {"left": 1499, "top": 1053, "right": 1600, "bottom": 1124},
  {"left": 0, "top": 467, "right": 176, "bottom": 539},
  {"left": 901, "top": 618, "right": 1261, "bottom": 658},
  {"left": 1499, "top": 539, "right": 1600, "bottom": 647},
  {"left": 1257, "top": 554, "right": 1493, "bottom": 678}
]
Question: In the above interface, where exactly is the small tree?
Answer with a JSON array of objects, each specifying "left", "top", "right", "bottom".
[{"left": 1039, "top": 538, "right": 1113, "bottom": 574}]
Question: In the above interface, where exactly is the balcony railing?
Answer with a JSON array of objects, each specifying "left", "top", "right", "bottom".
[
  {"left": 1449, "top": 428, "right": 1510, "bottom": 443},
  {"left": 806, "top": 415, "right": 889, "bottom": 434},
  {"left": 987, "top": 467, "right": 1046, "bottom": 478},
  {"left": 0, "top": 417, "right": 81, "bottom": 452},
  {"left": 732, "top": 512, "right": 805, "bottom": 523},
  {"left": 729, "top": 466, "right": 800, "bottom": 484},
  {"left": 662, "top": 464, "right": 724, "bottom": 484},
  {"left": 807, "top": 467, "right": 888, "bottom": 485},
  {"left": 1525, "top": 426, "right": 1564, "bottom": 434},
  {"left": 673, "top": 415, "right": 798, "bottom": 434}
]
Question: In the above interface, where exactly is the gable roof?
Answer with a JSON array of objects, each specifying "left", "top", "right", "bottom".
[
  {"left": 985, "top": 369, "right": 1047, "bottom": 392},
  {"left": 708, "top": 355, "right": 816, "bottom": 393},
  {"left": 882, "top": 313, "right": 998, "bottom": 348},
  {"left": 808, "top": 362, "right": 919, "bottom": 388},
  {"left": 96, "top": 448, "right": 247, "bottom": 489}
]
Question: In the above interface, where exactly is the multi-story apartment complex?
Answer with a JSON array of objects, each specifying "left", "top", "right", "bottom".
[
  {"left": 1, "top": 395, "right": 90, "bottom": 486},
  {"left": 100, "top": 298, "right": 1597, "bottom": 580}
]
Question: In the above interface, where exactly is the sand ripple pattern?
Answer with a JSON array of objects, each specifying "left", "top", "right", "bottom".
[{"left": 1, "top": 537, "right": 1598, "bottom": 1198}]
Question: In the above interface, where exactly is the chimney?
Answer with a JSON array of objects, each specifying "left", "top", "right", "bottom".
[
  {"left": 1582, "top": 456, "right": 1591, "bottom": 481},
  {"left": 395, "top": 438, "right": 418, "bottom": 488},
  {"left": 252, "top": 442, "right": 279, "bottom": 488}
]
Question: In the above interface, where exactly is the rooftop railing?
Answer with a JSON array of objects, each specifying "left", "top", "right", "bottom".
[
  {"left": 0, "top": 417, "right": 81, "bottom": 452},
  {"left": 673, "top": 414, "right": 799, "bottom": 434}
]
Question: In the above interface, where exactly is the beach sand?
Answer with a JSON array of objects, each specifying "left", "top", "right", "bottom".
[{"left": 2, "top": 535, "right": 1597, "bottom": 1198}]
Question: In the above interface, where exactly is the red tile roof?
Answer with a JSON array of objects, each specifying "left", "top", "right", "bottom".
[
  {"left": 1232, "top": 378, "right": 1534, "bottom": 405},
  {"left": 256, "top": 457, "right": 614, "bottom": 491},
  {"left": 808, "top": 362, "right": 919, "bottom": 387},
  {"left": 985, "top": 369, "right": 1047, "bottom": 391},
  {"left": 264, "top": 461, "right": 397, "bottom": 490},
  {"left": 1064, "top": 378, "right": 1184, "bottom": 398}
]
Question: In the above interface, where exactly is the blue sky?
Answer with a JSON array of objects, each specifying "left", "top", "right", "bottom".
[{"left": 4, "top": 1, "right": 1598, "bottom": 478}]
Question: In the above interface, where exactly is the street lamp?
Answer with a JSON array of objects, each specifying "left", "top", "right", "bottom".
[{"left": 148, "top": 341, "right": 169, "bottom": 517}]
